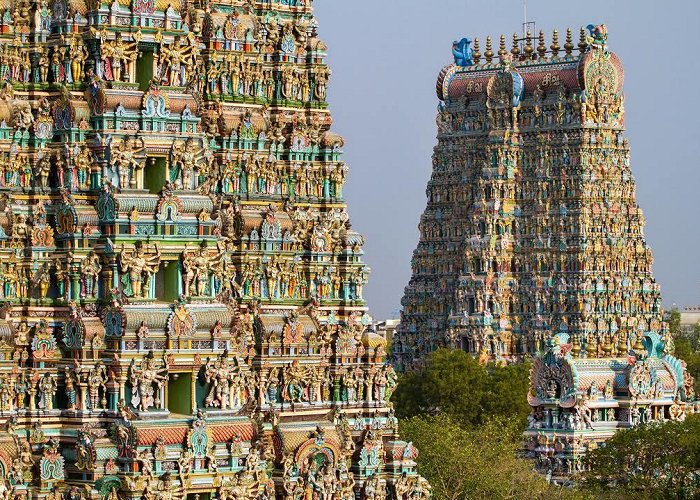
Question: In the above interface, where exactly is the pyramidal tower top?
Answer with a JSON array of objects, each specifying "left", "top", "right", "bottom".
[
  {"left": 0, "top": 0, "right": 429, "bottom": 498},
  {"left": 395, "top": 24, "right": 667, "bottom": 368}
]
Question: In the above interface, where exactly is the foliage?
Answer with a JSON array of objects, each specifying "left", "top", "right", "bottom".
[
  {"left": 669, "top": 308, "right": 682, "bottom": 336},
  {"left": 399, "top": 414, "right": 579, "bottom": 500},
  {"left": 392, "top": 348, "right": 531, "bottom": 428},
  {"left": 669, "top": 308, "right": 700, "bottom": 396},
  {"left": 582, "top": 415, "right": 700, "bottom": 499}
]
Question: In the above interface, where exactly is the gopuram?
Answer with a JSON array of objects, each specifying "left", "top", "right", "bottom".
[
  {"left": 394, "top": 24, "right": 696, "bottom": 477},
  {"left": 0, "top": 0, "right": 430, "bottom": 499},
  {"left": 396, "top": 26, "right": 671, "bottom": 367}
]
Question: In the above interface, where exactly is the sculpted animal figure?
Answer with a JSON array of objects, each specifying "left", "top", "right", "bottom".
[
  {"left": 586, "top": 24, "right": 608, "bottom": 46},
  {"left": 452, "top": 37, "right": 473, "bottom": 67}
]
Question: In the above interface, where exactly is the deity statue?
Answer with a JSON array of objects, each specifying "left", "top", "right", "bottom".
[
  {"left": 282, "top": 360, "right": 308, "bottom": 403},
  {"left": 111, "top": 136, "right": 145, "bottom": 189},
  {"left": 37, "top": 46, "right": 49, "bottom": 82},
  {"left": 203, "top": 351, "right": 240, "bottom": 410},
  {"left": 101, "top": 31, "right": 140, "bottom": 82},
  {"left": 159, "top": 36, "right": 193, "bottom": 87},
  {"left": 170, "top": 138, "right": 204, "bottom": 190},
  {"left": 80, "top": 251, "right": 102, "bottom": 298},
  {"left": 85, "top": 361, "right": 108, "bottom": 410},
  {"left": 72, "top": 145, "right": 93, "bottom": 189},
  {"left": 64, "top": 364, "right": 80, "bottom": 410},
  {"left": 33, "top": 263, "right": 51, "bottom": 299},
  {"left": 69, "top": 36, "right": 88, "bottom": 83},
  {"left": 11, "top": 100, "right": 34, "bottom": 133},
  {"left": 34, "top": 148, "right": 52, "bottom": 189},
  {"left": 37, "top": 372, "right": 57, "bottom": 410},
  {"left": 182, "top": 241, "right": 225, "bottom": 297},
  {"left": 119, "top": 242, "right": 161, "bottom": 298},
  {"left": 128, "top": 351, "right": 168, "bottom": 412},
  {"left": 144, "top": 472, "right": 185, "bottom": 500},
  {"left": 75, "top": 431, "right": 95, "bottom": 470}
]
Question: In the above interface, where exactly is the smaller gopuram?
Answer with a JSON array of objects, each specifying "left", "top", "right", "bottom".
[{"left": 525, "top": 332, "right": 694, "bottom": 479}]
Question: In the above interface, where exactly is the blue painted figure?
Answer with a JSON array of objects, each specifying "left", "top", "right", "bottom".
[{"left": 452, "top": 38, "right": 473, "bottom": 67}]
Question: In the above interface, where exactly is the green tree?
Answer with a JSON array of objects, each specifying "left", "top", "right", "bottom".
[
  {"left": 392, "top": 348, "right": 531, "bottom": 428},
  {"left": 583, "top": 415, "right": 700, "bottom": 499},
  {"left": 668, "top": 308, "right": 682, "bottom": 335},
  {"left": 670, "top": 313, "right": 700, "bottom": 396},
  {"left": 400, "top": 414, "right": 579, "bottom": 500}
]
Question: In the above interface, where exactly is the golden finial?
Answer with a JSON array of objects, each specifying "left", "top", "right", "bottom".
[
  {"left": 472, "top": 37, "right": 481, "bottom": 64},
  {"left": 571, "top": 334, "right": 581, "bottom": 357},
  {"left": 498, "top": 34, "right": 507, "bottom": 61},
  {"left": 524, "top": 30, "right": 534, "bottom": 59},
  {"left": 564, "top": 28, "right": 574, "bottom": 55},
  {"left": 578, "top": 26, "right": 588, "bottom": 53},
  {"left": 602, "top": 334, "right": 614, "bottom": 357},
  {"left": 550, "top": 29, "right": 560, "bottom": 57},
  {"left": 586, "top": 335, "right": 597, "bottom": 358},
  {"left": 632, "top": 334, "right": 645, "bottom": 353},
  {"left": 485, "top": 36, "right": 494, "bottom": 64},
  {"left": 510, "top": 33, "right": 520, "bottom": 58},
  {"left": 537, "top": 30, "right": 546, "bottom": 59}
]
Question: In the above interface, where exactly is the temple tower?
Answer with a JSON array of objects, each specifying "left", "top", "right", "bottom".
[
  {"left": 395, "top": 24, "right": 695, "bottom": 479},
  {"left": 0, "top": 1, "right": 428, "bottom": 498},
  {"left": 396, "top": 26, "right": 667, "bottom": 369}
]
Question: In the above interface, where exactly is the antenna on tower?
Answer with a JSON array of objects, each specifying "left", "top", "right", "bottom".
[{"left": 519, "top": 0, "right": 536, "bottom": 56}]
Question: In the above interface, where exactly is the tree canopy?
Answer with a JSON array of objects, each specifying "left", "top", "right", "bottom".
[
  {"left": 399, "top": 414, "right": 578, "bottom": 500},
  {"left": 392, "top": 348, "right": 531, "bottom": 428},
  {"left": 582, "top": 415, "right": 700, "bottom": 499},
  {"left": 670, "top": 309, "right": 700, "bottom": 396}
]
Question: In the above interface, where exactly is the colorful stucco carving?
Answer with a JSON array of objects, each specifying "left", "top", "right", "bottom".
[
  {"left": 394, "top": 25, "right": 695, "bottom": 478},
  {"left": 0, "top": 0, "right": 429, "bottom": 498}
]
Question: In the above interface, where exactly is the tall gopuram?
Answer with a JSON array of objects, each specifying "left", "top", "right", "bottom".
[
  {"left": 0, "top": 1, "right": 430, "bottom": 499},
  {"left": 395, "top": 24, "right": 696, "bottom": 478},
  {"left": 396, "top": 26, "right": 667, "bottom": 367}
]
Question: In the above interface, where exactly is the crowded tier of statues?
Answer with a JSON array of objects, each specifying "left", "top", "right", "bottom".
[
  {"left": 0, "top": 0, "right": 429, "bottom": 498},
  {"left": 394, "top": 25, "right": 695, "bottom": 479}
]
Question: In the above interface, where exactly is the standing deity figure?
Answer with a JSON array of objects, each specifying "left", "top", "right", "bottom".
[
  {"left": 181, "top": 242, "right": 225, "bottom": 297},
  {"left": 33, "top": 263, "right": 51, "bottom": 299},
  {"left": 54, "top": 253, "right": 72, "bottom": 301},
  {"left": 34, "top": 148, "right": 52, "bottom": 189},
  {"left": 84, "top": 361, "right": 108, "bottom": 410},
  {"left": 159, "top": 36, "right": 192, "bottom": 87},
  {"left": 265, "top": 368, "right": 280, "bottom": 404},
  {"left": 37, "top": 46, "right": 49, "bottom": 82},
  {"left": 64, "top": 365, "right": 80, "bottom": 410},
  {"left": 283, "top": 360, "right": 308, "bottom": 403},
  {"left": 73, "top": 145, "right": 93, "bottom": 189},
  {"left": 80, "top": 251, "right": 102, "bottom": 298},
  {"left": 203, "top": 351, "right": 239, "bottom": 409},
  {"left": 314, "top": 67, "right": 330, "bottom": 100},
  {"left": 111, "top": 136, "right": 145, "bottom": 189},
  {"left": 170, "top": 138, "right": 204, "bottom": 189},
  {"left": 101, "top": 31, "right": 140, "bottom": 82},
  {"left": 129, "top": 351, "right": 168, "bottom": 412},
  {"left": 49, "top": 47, "right": 64, "bottom": 82},
  {"left": 120, "top": 242, "right": 161, "bottom": 298},
  {"left": 69, "top": 36, "right": 88, "bottom": 83},
  {"left": 37, "top": 372, "right": 57, "bottom": 410}
]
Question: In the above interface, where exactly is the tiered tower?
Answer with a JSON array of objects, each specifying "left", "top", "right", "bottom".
[
  {"left": 396, "top": 26, "right": 667, "bottom": 368},
  {"left": 0, "top": 1, "right": 429, "bottom": 499},
  {"left": 395, "top": 24, "right": 695, "bottom": 478}
]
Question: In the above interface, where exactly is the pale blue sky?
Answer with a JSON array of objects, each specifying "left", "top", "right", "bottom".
[{"left": 314, "top": 0, "right": 700, "bottom": 320}]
